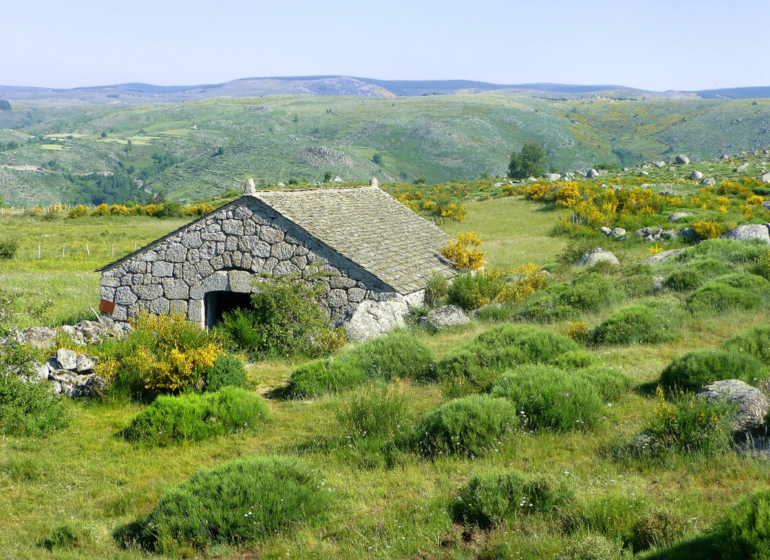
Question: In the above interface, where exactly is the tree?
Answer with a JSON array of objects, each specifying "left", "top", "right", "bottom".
[
  {"left": 508, "top": 142, "right": 546, "bottom": 179},
  {"left": 0, "top": 100, "right": 11, "bottom": 111},
  {"left": 101, "top": 131, "right": 107, "bottom": 138},
  {"left": 372, "top": 153, "right": 383, "bottom": 166},
  {"left": 323, "top": 171, "right": 333, "bottom": 182}
]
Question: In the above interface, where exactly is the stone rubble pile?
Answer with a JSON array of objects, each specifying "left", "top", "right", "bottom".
[
  {"left": 15, "top": 320, "right": 124, "bottom": 350},
  {"left": 30, "top": 348, "right": 107, "bottom": 397}
]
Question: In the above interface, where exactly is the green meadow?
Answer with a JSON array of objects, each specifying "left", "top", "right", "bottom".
[{"left": 2, "top": 187, "right": 770, "bottom": 559}]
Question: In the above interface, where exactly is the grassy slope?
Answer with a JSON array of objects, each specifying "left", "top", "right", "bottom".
[
  {"left": 2, "top": 196, "right": 769, "bottom": 559},
  {"left": 2, "top": 95, "right": 770, "bottom": 205}
]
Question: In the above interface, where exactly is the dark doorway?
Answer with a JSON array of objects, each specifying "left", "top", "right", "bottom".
[{"left": 204, "top": 291, "right": 253, "bottom": 329}]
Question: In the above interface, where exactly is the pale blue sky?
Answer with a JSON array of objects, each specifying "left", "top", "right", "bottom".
[{"left": 3, "top": 0, "right": 768, "bottom": 91}]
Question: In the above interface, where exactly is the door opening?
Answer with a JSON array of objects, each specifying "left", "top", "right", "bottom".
[{"left": 204, "top": 291, "right": 252, "bottom": 329}]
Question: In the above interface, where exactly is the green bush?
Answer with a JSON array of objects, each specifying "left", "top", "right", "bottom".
[
  {"left": 591, "top": 304, "right": 680, "bottom": 346},
  {"left": 643, "top": 390, "right": 735, "bottom": 455},
  {"left": 433, "top": 325, "right": 580, "bottom": 389},
  {"left": 677, "top": 238, "right": 768, "bottom": 266},
  {"left": 717, "top": 272, "right": 770, "bottom": 298},
  {"left": 447, "top": 270, "right": 508, "bottom": 311},
  {"left": 128, "top": 456, "right": 328, "bottom": 552},
  {"left": 553, "top": 350, "right": 598, "bottom": 370},
  {"left": 203, "top": 354, "right": 248, "bottom": 392},
  {"left": 556, "top": 535, "right": 625, "bottom": 560},
  {"left": 663, "top": 269, "right": 704, "bottom": 292},
  {"left": 217, "top": 272, "right": 345, "bottom": 359},
  {"left": 721, "top": 325, "right": 770, "bottom": 364},
  {"left": 718, "top": 489, "right": 770, "bottom": 560},
  {"left": 690, "top": 258, "right": 730, "bottom": 278},
  {"left": 516, "top": 274, "right": 621, "bottom": 322},
  {"left": 0, "top": 237, "right": 18, "bottom": 259},
  {"left": 335, "top": 384, "right": 410, "bottom": 438},
  {"left": 491, "top": 365, "right": 606, "bottom": 431},
  {"left": 685, "top": 282, "right": 762, "bottom": 314},
  {"left": 560, "top": 494, "right": 648, "bottom": 545},
  {"left": 425, "top": 272, "right": 449, "bottom": 306},
  {"left": 659, "top": 350, "right": 767, "bottom": 392},
  {"left": 399, "top": 395, "right": 518, "bottom": 457},
  {"left": 123, "top": 387, "right": 270, "bottom": 446},
  {"left": 629, "top": 508, "right": 688, "bottom": 552},
  {"left": 451, "top": 469, "right": 573, "bottom": 529},
  {"left": 616, "top": 274, "right": 656, "bottom": 298},
  {"left": 576, "top": 366, "right": 634, "bottom": 402},
  {"left": 0, "top": 374, "right": 69, "bottom": 437},
  {"left": 287, "top": 331, "right": 433, "bottom": 397}
]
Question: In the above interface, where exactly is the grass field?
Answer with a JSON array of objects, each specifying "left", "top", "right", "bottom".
[{"left": 1, "top": 194, "right": 770, "bottom": 559}]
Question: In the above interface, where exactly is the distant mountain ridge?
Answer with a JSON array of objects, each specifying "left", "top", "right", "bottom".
[{"left": 1, "top": 76, "right": 768, "bottom": 104}]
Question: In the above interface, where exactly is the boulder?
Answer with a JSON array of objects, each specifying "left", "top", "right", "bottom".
[
  {"left": 277, "top": 181, "right": 286, "bottom": 187},
  {"left": 690, "top": 170, "right": 703, "bottom": 181},
  {"left": 419, "top": 305, "right": 470, "bottom": 331},
  {"left": 611, "top": 227, "right": 626, "bottom": 238},
  {"left": 575, "top": 248, "right": 619, "bottom": 267},
  {"left": 676, "top": 155, "right": 690, "bottom": 164},
  {"left": 654, "top": 161, "right": 665, "bottom": 168},
  {"left": 667, "top": 166, "right": 676, "bottom": 171},
  {"left": 668, "top": 212, "right": 692, "bottom": 223},
  {"left": 598, "top": 226, "right": 612, "bottom": 235},
  {"left": 640, "top": 171, "right": 649, "bottom": 176},
  {"left": 701, "top": 178, "right": 716, "bottom": 186},
  {"left": 333, "top": 299, "right": 409, "bottom": 342},
  {"left": 586, "top": 169, "right": 600, "bottom": 178},
  {"left": 492, "top": 182, "right": 504, "bottom": 188},
  {"left": 541, "top": 173, "right": 561, "bottom": 181},
  {"left": 332, "top": 176, "right": 343, "bottom": 183},
  {"left": 20, "top": 327, "right": 56, "bottom": 350},
  {"left": 32, "top": 363, "right": 50, "bottom": 382},
  {"left": 721, "top": 224, "right": 770, "bottom": 244},
  {"left": 76, "top": 353, "right": 98, "bottom": 373},
  {"left": 759, "top": 172, "right": 770, "bottom": 184},
  {"left": 56, "top": 348, "right": 78, "bottom": 371},
  {"left": 696, "top": 380, "right": 770, "bottom": 436},
  {"left": 736, "top": 163, "right": 749, "bottom": 173}
]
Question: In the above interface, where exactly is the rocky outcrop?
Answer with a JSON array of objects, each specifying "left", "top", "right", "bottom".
[
  {"left": 14, "top": 320, "right": 123, "bottom": 349},
  {"left": 667, "top": 212, "right": 692, "bottom": 223},
  {"left": 696, "top": 380, "right": 770, "bottom": 436},
  {"left": 721, "top": 224, "right": 770, "bottom": 243},
  {"left": 675, "top": 155, "right": 690, "bottom": 164},
  {"left": 418, "top": 305, "right": 470, "bottom": 331},
  {"left": 640, "top": 248, "right": 687, "bottom": 265},
  {"left": 334, "top": 299, "right": 409, "bottom": 342}
]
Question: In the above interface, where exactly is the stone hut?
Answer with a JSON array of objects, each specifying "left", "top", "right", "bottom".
[{"left": 97, "top": 182, "right": 458, "bottom": 330}]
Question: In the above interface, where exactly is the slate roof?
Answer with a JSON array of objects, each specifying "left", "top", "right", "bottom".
[
  {"left": 252, "top": 186, "right": 457, "bottom": 294},
  {"left": 99, "top": 186, "right": 458, "bottom": 294}
]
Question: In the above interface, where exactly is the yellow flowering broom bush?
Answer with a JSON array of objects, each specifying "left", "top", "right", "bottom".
[{"left": 97, "top": 311, "right": 228, "bottom": 398}]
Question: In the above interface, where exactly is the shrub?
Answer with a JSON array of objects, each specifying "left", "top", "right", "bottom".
[
  {"left": 491, "top": 365, "right": 605, "bottom": 431},
  {"left": 452, "top": 469, "right": 573, "bottom": 529},
  {"left": 678, "top": 238, "right": 768, "bottom": 266},
  {"left": 99, "top": 312, "right": 223, "bottom": 398},
  {"left": 448, "top": 265, "right": 547, "bottom": 311},
  {"left": 556, "top": 535, "right": 625, "bottom": 560},
  {"left": 203, "top": 354, "right": 248, "bottom": 392},
  {"left": 643, "top": 388, "right": 735, "bottom": 454},
  {"left": 721, "top": 325, "right": 770, "bottom": 364},
  {"left": 441, "top": 232, "right": 485, "bottom": 271},
  {"left": 690, "top": 258, "right": 730, "bottom": 278},
  {"left": 560, "top": 494, "right": 648, "bottom": 544},
  {"left": 629, "top": 508, "right": 688, "bottom": 552},
  {"left": 335, "top": 384, "right": 410, "bottom": 438},
  {"left": 432, "top": 325, "right": 580, "bottom": 390},
  {"left": 577, "top": 366, "right": 634, "bottom": 402},
  {"left": 123, "top": 387, "right": 270, "bottom": 446},
  {"left": 424, "top": 272, "right": 449, "bottom": 306},
  {"left": 553, "top": 350, "right": 598, "bottom": 369},
  {"left": 591, "top": 303, "right": 680, "bottom": 345},
  {"left": 718, "top": 489, "right": 770, "bottom": 560},
  {"left": 0, "top": 373, "right": 69, "bottom": 437},
  {"left": 692, "top": 219, "right": 724, "bottom": 240},
  {"left": 0, "top": 237, "right": 18, "bottom": 259},
  {"left": 287, "top": 355, "right": 367, "bottom": 398},
  {"left": 516, "top": 274, "right": 621, "bottom": 322},
  {"left": 659, "top": 350, "right": 768, "bottom": 392},
  {"left": 616, "top": 274, "right": 656, "bottom": 298},
  {"left": 128, "top": 456, "right": 328, "bottom": 552},
  {"left": 399, "top": 395, "right": 518, "bottom": 457},
  {"left": 287, "top": 331, "right": 433, "bottom": 397},
  {"left": 686, "top": 282, "right": 762, "bottom": 314},
  {"left": 218, "top": 272, "right": 345, "bottom": 359},
  {"left": 663, "top": 269, "right": 705, "bottom": 291}
]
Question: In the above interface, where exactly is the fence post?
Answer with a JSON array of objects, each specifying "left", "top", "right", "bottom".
[
  {"left": 86, "top": 243, "right": 90, "bottom": 256},
  {"left": 38, "top": 245, "right": 41, "bottom": 258},
  {"left": 111, "top": 244, "right": 114, "bottom": 257},
  {"left": 62, "top": 244, "right": 65, "bottom": 257}
]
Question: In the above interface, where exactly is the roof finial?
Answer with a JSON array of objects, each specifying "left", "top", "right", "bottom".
[
  {"left": 370, "top": 177, "right": 379, "bottom": 188},
  {"left": 244, "top": 178, "right": 256, "bottom": 195}
]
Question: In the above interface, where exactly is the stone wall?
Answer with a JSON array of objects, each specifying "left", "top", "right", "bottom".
[{"left": 100, "top": 196, "right": 400, "bottom": 326}]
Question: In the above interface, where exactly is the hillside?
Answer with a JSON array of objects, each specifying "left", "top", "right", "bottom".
[{"left": 2, "top": 94, "right": 770, "bottom": 206}]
